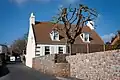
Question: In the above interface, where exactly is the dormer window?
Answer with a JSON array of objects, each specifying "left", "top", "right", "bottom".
[
  {"left": 80, "top": 32, "right": 90, "bottom": 43},
  {"left": 50, "top": 29, "right": 59, "bottom": 41}
]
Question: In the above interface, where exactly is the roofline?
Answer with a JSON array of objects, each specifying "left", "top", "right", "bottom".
[
  {"left": 32, "top": 24, "right": 37, "bottom": 42},
  {"left": 36, "top": 42, "right": 66, "bottom": 45},
  {"left": 36, "top": 42, "right": 104, "bottom": 45},
  {"left": 0, "top": 44, "right": 8, "bottom": 47}
]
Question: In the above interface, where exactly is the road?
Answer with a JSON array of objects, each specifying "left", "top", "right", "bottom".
[
  {"left": 0, "top": 63, "right": 59, "bottom": 80},
  {"left": 0, "top": 63, "right": 82, "bottom": 80}
]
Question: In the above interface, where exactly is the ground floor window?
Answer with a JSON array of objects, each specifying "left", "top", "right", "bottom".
[
  {"left": 58, "top": 47, "right": 63, "bottom": 53},
  {"left": 35, "top": 46, "right": 41, "bottom": 56},
  {"left": 45, "top": 46, "right": 50, "bottom": 55}
]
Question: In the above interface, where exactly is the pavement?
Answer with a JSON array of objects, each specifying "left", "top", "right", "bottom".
[{"left": 0, "top": 63, "right": 82, "bottom": 80}]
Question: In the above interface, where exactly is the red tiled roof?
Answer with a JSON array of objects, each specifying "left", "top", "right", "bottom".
[{"left": 32, "top": 22, "right": 104, "bottom": 45}]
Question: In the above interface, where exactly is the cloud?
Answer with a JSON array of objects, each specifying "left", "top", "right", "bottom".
[
  {"left": 96, "top": 14, "right": 101, "bottom": 22},
  {"left": 35, "top": 0, "right": 51, "bottom": 2},
  {"left": 10, "top": 0, "right": 51, "bottom": 5},
  {"left": 65, "top": 0, "right": 79, "bottom": 4},
  {"left": 101, "top": 33, "right": 115, "bottom": 43},
  {"left": 10, "top": 0, "right": 80, "bottom": 5},
  {"left": 10, "top": 0, "right": 28, "bottom": 4}
]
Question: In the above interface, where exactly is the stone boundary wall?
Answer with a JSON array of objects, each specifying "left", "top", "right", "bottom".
[
  {"left": 32, "top": 54, "right": 70, "bottom": 77},
  {"left": 66, "top": 50, "right": 120, "bottom": 80}
]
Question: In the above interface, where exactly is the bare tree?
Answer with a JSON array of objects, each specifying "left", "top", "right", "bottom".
[
  {"left": 10, "top": 33, "right": 28, "bottom": 55},
  {"left": 51, "top": 4, "right": 98, "bottom": 54}
]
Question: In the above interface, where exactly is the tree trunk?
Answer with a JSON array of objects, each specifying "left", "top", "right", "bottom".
[
  {"left": 66, "top": 41, "right": 72, "bottom": 55},
  {"left": 66, "top": 42, "right": 72, "bottom": 55},
  {"left": 66, "top": 38, "right": 74, "bottom": 55}
]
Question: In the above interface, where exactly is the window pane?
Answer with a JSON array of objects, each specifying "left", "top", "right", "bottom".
[
  {"left": 36, "top": 46, "right": 40, "bottom": 48},
  {"left": 52, "top": 30, "right": 59, "bottom": 40},
  {"left": 36, "top": 46, "right": 40, "bottom": 53},
  {"left": 54, "top": 34, "right": 58, "bottom": 40},
  {"left": 84, "top": 33, "right": 89, "bottom": 42},
  {"left": 35, "top": 54, "right": 40, "bottom": 56},
  {"left": 45, "top": 46, "right": 49, "bottom": 51},
  {"left": 36, "top": 51, "right": 40, "bottom": 52},
  {"left": 85, "top": 35, "right": 88, "bottom": 41},
  {"left": 54, "top": 33, "right": 58, "bottom": 40}
]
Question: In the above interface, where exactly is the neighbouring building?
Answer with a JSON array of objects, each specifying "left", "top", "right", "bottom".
[
  {"left": 111, "top": 31, "right": 120, "bottom": 45},
  {"left": 25, "top": 13, "right": 104, "bottom": 68}
]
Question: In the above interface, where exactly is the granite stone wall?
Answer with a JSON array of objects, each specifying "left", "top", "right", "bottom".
[{"left": 66, "top": 50, "right": 120, "bottom": 80}]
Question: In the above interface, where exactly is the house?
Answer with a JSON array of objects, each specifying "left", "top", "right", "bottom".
[
  {"left": 111, "top": 31, "right": 120, "bottom": 45},
  {"left": 0, "top": 44, "right": 8, "bottom": 66},
  {"left": 25, "top": 13, "right": 104, "bottom": 68}
]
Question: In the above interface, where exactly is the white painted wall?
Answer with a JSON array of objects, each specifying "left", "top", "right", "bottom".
[
  {"left": 25, "top": 13, "right": 36, "bottom": 68},
  {"left": 0, "top": 46, "right": 2, "bottom": 53},
  {"left": 0, "top": 45, "right": 8, "bottom": 54},
  {"left": 35, "top": 44, "right": 67, "bottom": 56}
]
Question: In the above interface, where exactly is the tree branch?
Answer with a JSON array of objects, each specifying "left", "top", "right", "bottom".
[{"left": 68, "top": 8, "right": 77, "bottom": 22}]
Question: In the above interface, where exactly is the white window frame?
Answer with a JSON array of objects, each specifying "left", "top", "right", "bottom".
[
  {"left": 80, "top": 32, "right": 90, "bottom": 43},
  {"left": 50, "top": 30, "right": 59, "bottom": 41}
]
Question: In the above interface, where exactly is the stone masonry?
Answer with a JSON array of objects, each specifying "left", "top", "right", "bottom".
[
  {"left": 66, "top": 50, "right": 120, "bottom": 80},
  {"left": 32, "top": 54, "right": 70, "bottom": 77}
]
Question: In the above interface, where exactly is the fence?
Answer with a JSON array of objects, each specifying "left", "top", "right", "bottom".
[{"left": 72, "top": 44, "right": 120, "bottom": 54}]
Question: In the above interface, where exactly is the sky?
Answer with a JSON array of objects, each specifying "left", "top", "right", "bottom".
[{"left": 0, "top": 0, "right": 120, "bottom": 45}]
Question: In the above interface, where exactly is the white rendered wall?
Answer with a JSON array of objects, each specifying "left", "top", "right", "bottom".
[
  {"left": 0, "top": 45, "right": 8, "bottom": 54},
  {"left": 25, "top": 13, "right": 36, "bottom": 68},
  {"left": 87, "top": 21, "right": 94, "bottom": 30}
]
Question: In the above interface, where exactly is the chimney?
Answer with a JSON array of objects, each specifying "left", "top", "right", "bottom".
[
  {"left": 87, "top": 21, "right": 94, "bottom": 30},
  {"left": 29, "top": 13, "right": 35, "bottom": 25}
]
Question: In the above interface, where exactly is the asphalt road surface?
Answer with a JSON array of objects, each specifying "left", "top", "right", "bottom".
[{"left": 0, "top": 63, "right": 59, "bottom": 80}]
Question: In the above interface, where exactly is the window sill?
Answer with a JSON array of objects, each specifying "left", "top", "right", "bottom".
[
  {"left": 52, "top": 40, "right": 60, "bottom": 41},
  {"left": 83, "top": 41, "right": 90, "bottom": 43}
]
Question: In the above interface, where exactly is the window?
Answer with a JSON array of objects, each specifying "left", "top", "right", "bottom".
[
  {"left": 58, "top": 47, "right": 63, "bottom": 53},
  {"left": 35, "top": 46, "right": 40, "bottom": 56},
  {"left": 36, "top": 46, "right": 40, "bottom": 52},
  {"left": 53, "top": 31, "right": 59, "bottom": 40},
  {"left": 50, "top": 29, "right": 59, "bottom": 41},
  {"left": 80, "top": 33, "right": 90, "bottom": 42},
  {"left": 84, "top": 33, "right": 89, "bottom": 42},
  {"left": 45, "top": 46, "right": 50, "bottom": 55}
]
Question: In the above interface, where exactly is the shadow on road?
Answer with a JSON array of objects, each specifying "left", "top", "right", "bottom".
[{"left": 0, "top": 65, "right": 10, "bottom": 77}]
